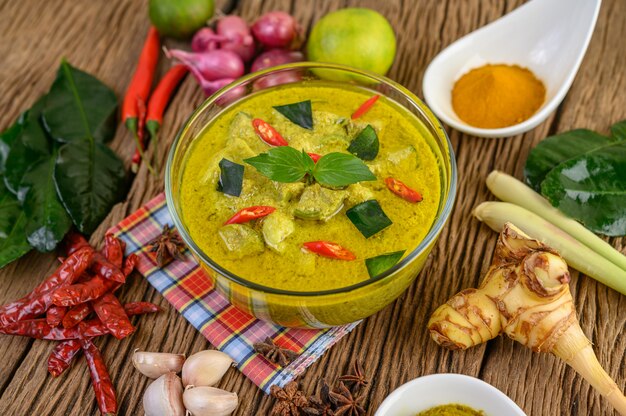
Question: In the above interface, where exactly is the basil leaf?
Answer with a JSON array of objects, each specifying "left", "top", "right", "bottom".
[
  {"left": 42, "top": 59, "right": 117, "bottom": 144},
  {"left": 21, "top": 150, "right": 72, "bottom": 252},
  {"left": 4, "top": 99, "right": 52, "bottom": 199},
  {"left": 217, "top": 158, "right": 244, "bottom": 197},
  {"left": 313, "top": 152, "right": 376, "bottom": 187},
  {"left": 0, "top": 111, "right": 27, "bottom": 174},
  {"left": 273, "top": 100, "right": 313, "bottom": 130},
  {"left": 0, "top": 179, "right": 31, "bottom": 268},
  {"left": 55, "top": 141, "right": 128, "bottom": 234},
  {"left": 524, "top": 129, "right": 616, "bottom": 191},
  {"left": 348, "top": 125, "right": 379, "bottom": 161},
  {"left": 611, "top": 120, "right": 626, "bottom": 140},
  {"left": 541, "top": 141, "right": 626, "bottom": 236},
  {"left": 346, "top": 200, "right": 392, "bottom": 238},
  {"left": 244, "top": 146, "right": 312, "bottom": 183},
  {"left": 366, "top": 250, "right": 405, "bottom": 278}
]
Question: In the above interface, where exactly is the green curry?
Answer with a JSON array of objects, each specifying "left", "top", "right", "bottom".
[
  {"left": 180, "top": 83, "right": 441, "bottom": 292},
  {"left": 417, "top": 404, "right": 486, "bottom": 416}
]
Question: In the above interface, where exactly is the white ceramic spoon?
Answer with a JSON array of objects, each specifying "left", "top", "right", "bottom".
[{"left": 422, "top": 0, "right": 602, "bottom": 138}]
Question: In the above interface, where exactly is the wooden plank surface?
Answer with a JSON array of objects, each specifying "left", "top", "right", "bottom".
[{"left": 0, "top": 0, "right": 624, "bottom": 414}]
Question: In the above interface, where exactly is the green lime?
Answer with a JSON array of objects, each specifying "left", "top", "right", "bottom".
[
  {"left": 149, "top": 0, "right": 214, "bottom": 39},
  {"left": 307, "top": 8, "right": 397, "bottom": 76}
]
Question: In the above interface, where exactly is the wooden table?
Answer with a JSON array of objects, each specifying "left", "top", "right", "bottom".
[{"left": 0, "top": 0, "right": 624, "bottom": 414}]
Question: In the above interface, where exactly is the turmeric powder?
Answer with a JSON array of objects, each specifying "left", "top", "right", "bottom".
[{"left": 451, "top": 64, "right": 545, "bottom": 129}]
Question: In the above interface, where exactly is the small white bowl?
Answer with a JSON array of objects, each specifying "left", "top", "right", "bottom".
[{"left": 375, "top": 374, "right": 527, "bottom": 416}]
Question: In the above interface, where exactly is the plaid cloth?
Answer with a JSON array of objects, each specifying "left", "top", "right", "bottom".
[{"left": 109, "top": 193, "right": 359, "bottom": 393}]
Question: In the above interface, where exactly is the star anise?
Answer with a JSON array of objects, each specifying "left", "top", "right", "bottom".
[
  {"left": 148, "top": 224, "right": 186, "bottom": 267},
  {"left": 329, "top": 382, "right": 365, "bottom": 416},
  {"left": 337, "top": 360, "right": 369, "bottom": 394},
  {"left": 302, "top": 380, "right": 335, "bottom": 415},
  {"left": 270, "top": 381, "right": 308, "bottom": 416},
  {"left": 254, "top": 337, "right": 299, "bottom": 367}
]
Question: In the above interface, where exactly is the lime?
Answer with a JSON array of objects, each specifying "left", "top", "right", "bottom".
[
  {"left": 149, "top": 0, "right": 215, "bottom": 39},
  {"left": 307, "top": 8, "right": 396, "bottom": 76}
]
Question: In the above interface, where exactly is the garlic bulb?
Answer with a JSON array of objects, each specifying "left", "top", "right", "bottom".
[
  {"left": 182, "top": 350, "right": 233, "bottom": 387},
  {"left": 183, "top": 386, "right": 238, "bottom": 416},
  {"left": 143, "top": 372, "right": 186, "bottom": 416},
  {"left": 133, "top": 350, "right": 185, "bottom": 378}
]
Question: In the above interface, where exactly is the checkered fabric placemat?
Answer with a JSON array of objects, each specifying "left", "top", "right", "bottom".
[{"left": 108, "top": 193, "right": 359, "bottom": 393}]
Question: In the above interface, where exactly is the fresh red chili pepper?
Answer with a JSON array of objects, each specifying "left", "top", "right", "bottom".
[
  {"left": 62, "top": 303, "right": 93, "bottom": 329},
  {"left": 224, "top": 206, "right": 276, "bottom": 225},
  {"left": 48, "top": 340, "right": 82, "bottom": 377},
  {"left": 92, "top": 293, "right": 135, "bottom": 340},
  {"left": 307, "top": 152, "right": 322, "bottom": 163},
  {"left": 0, "top": 319, "right": 80, "bottom": 340},
  {"left": 385, "top": 177, "right": 423, "bottom": 203},
  {"left": 82, "top": 339, "right": 117, "bottom": 416},
  {"left": 0, "top": 247, "right": 93, "bottom": 326},
  {"left": 303, "top": 241, "right": 356, "bottom": 261},
  {"left": 46, "top": 306, "right": 67, "bottom": 328},
  {"left": 123, "top": 302, "right": 162, "bottom": 315},
  {"left": 252, "top": 118, "right": 289, "bottom": 146},
  {"left": 351, "top": 94, "right": 380, "bottom": 120}
]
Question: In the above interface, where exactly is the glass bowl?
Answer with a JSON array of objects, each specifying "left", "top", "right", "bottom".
[{"left": 165, "top": 62, "right": 457, "bottom": 328}]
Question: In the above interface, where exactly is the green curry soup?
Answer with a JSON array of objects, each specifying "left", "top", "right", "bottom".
[{"left": 180, "top": 83, "right": 441, "bottom": 291}]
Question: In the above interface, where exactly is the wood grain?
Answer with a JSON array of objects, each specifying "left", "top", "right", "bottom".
[{"left": 0, "top": 0, "right": 624, "bottom": 415}]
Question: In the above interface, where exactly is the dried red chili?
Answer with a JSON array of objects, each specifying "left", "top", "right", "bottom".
[
  {"left": 0, "top": 319, "right": 80, "bottom": 340},
  {"left": 303, "top": 241, "right": 356, "bottom": 261},
  {"left": 46, "top": 306, "right": 67, "bottom": 328},
  {"left": 51, "top": 275, "right": 118, "bottom": 307},
  {"left": 123, "top": 302, "right": 162, "bottom": 315},
  {"left": 48, "top": 340, "right": 82, "bottom": 377},
  {"left": 62, "top": 303, "right": 93, "bottom": 329},
  {"left": 101, "top": 234, "right": 124, "bottom": 268},
  {"left": 351, "top": 94, "right": 380, "bottom": 120},
  {"left": 82, "top": 339, "right": 117, "bottom": 415},
  {"left": 92, "top": 293, "right": 135, "bottom": 340},
  {"left": 252, "top": 118, "right": 289, "bottom": 146},
  {"left": 384, "top": 177, "right": 423, "bottom": 203},
  {"left": 224, "top": 206, "right": 276, "bottom": 225}
]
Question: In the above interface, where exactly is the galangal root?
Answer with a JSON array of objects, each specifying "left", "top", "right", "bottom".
[{"left": 428, "top": 223, "right": 626, "bottom": 415}]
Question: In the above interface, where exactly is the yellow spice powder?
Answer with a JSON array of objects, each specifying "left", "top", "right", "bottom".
[{"left": 451, "top": 64, "right": 546, "bottom": 129}]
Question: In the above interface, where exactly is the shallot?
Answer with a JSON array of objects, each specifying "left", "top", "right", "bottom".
[
  {"left": 183, "top": 386, "right": 238, "bottom": 416},
  {"left": 251, "top": 11, "right": 300, "bottom": 48},
  {"left": 182, "top": 350, "right": 234, "bottom": 387},
  {"left": 216, "top": 16, "right": 256, "bottom": 62},
  {"left": 166, "top": 49, "right": 245, "bottom": 83},
  {"left": 191, "top": 28, "right": 219, "bottom": 53},
  {"left": 143, "top": 372, "right": 186, "bottom": 416},
  {"left": 133, "top": 350, "right": 185, "bottom": 379},
  {"left": 250, "top": 49, "right": 303, "bottom": 73}
]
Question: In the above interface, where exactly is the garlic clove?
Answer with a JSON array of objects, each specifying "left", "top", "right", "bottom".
[
  {"left": 182, "top": 350, "right": 234, "bottom": 387},
  {"left": 183, "top": 386, "right": 238, "bottom": 416},
  {"left": 133, "top": 350, "right": 186, "bottom": 379},
  {"left": 143, "top": 372, "right": 186, "bottom": 416}
]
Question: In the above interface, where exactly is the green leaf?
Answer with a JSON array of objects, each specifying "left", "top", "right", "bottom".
[
  {"left": 313, "top": 152, "right": 376, "bottom": 187},
  {"left": 348, "top": 125, "right": 379, "bottom": 161},
  {"left": 21, "top": 150, "right": 72, "bottom": 252},
  {"left": 244, "top": 146, "right": 313, "bottom": 183},
  {"left": 273, "top": 100, "right": 313, "bottom": 130},
  {"left": 541, "top": 141, "right": 626, "bottom": 236},
  {"left": 4, "top": 99, "right": 52, "bottom": 199},
  {"left": 346, "top": 199, "right": 392, "bottom": 238},
  {"left": 0, "top": 179, "right": 31, "bottom": 268},
  {"left": 366, "top": 250, "right": 405, "bottom": 278},
  {"left": 217, "top": 158, "right": 244, "bottom": 197},
  {"left": 524, "top": 129, "right": 616, "bottom": 191},
  {"left": 611, "top": 120, "right": 626, "bottom": 140},
  {"left": 54, "top": 141, "right": 128, "bottom": 234},
  {"left": 0, "top": 111, "right": 27, "bottom": 174},
  {"left": 42, "top": 59, "right": 117, "bottom": 144}
]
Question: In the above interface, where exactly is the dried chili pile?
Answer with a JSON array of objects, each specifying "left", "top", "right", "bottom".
[{"left": 0, "top": 232, "right": 161, "bottom": 415}]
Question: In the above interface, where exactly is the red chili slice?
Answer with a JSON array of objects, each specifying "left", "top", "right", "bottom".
[
  {"left": 351, "top": 94, "right": 380, "bottom": 120},
  {"left": 303, "top": 241, "right": 356, "bottom": 261},
  {"left": 385, "top": 177, "right": 423, "bottom": 203},
  {"left": 252, "top": 118, "right": 288, "bottom": 146},
  {"left": 224, "top": 206, "right": 276, "bottom": 225},
  {"left": 307, "top": 152, "right": 322, "bottom": 163}
]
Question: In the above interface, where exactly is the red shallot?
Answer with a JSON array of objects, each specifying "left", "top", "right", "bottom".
[{"left": 251, "top": 11, "right": 300, "bottom": 48}]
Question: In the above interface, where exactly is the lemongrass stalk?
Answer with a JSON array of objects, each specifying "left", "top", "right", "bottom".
[
  {"left": 486, "top": 170, "right": 626, "bottom": 272},
  {"left": 473, "top": 201, "right": 626, "bottom": 295}
]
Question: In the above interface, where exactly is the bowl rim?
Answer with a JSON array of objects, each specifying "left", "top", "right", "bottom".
[
  {"left": 165, "top": 61, "right": 458, "bottom": 297},
  {"left": 374, "top": 373, "right": 527, "bottom": 415}
]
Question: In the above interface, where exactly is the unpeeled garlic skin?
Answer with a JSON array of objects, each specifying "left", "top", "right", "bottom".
[
  {"left": 183, "top": 386, "right": 238, "bottom": 416},
  {"left": 182, "top": 350, "right": 233, "bottom": 387},
  {"left": 143, "top": 372, "right": 186, "bottom": 416},
  {"left": 133, "top": 350, "right": 186, "bottom": 379}
]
